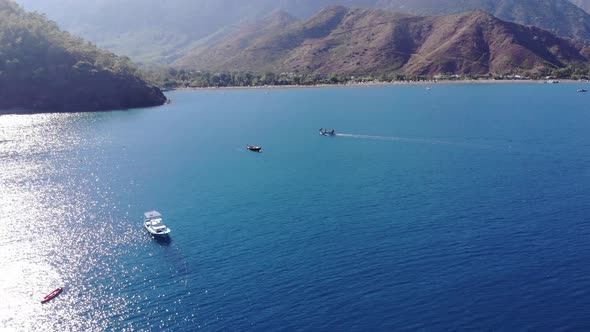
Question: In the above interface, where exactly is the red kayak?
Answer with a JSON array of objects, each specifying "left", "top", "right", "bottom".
[{"left": 41, "top": 287, "right": 63, "bottom": 304}]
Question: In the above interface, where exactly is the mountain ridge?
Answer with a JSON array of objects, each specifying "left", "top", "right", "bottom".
[
  {"left": 13, "top": 0, "right": 590, "bottom": 64},
  {"left": 175, "top": 7, "right": 590, "bottom": 77}
]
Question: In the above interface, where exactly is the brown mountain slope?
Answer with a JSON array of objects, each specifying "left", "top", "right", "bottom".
[
  {"left": 15, "top": 0, "right": 590, "bottom": 65},
  {"left": 402, "top": 11, "right": 590, "bottom": 75},
  {"left": 176, "top": 10, "right": 300, "bottom": 71},
  {"left": 174, "top": 6, "right": 590, "bottom": 76},
  {"left": 374, "top": 0, "right": 590, "bottom": 44}
]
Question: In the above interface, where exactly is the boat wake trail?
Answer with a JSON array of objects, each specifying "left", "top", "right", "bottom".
[{"left": 335, "top": 133, "right": 487, "bottom": 148}]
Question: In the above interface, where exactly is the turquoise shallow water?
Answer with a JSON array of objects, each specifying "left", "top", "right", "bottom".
[{"left": 1, "top": 83, "right": 590, "bottom": 330}]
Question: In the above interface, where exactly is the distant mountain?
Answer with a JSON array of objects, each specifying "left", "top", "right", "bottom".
[
  {"left": 571, "top": 0, "right": 590, "bottom": 13},
  {"left": 0, "top": 1, "right": 166, "bottom": 113},
  {"left": 375, "top": 0, "right": 590, "bottom": 44},
  {"left": 175, "top": 7, "right": 590, "bottom": 77},
  {"left": 13, "top": 0, "right": 285, "bottom": 64},
  {"left": 13, "top": 0, "right": 590, "bottom": 64},
  {"left": 173, "top": 10, "right": 301, "bottom": 72}
]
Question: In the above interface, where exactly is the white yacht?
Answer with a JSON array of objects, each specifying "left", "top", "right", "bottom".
[{"left": 143, "top": 211, "right": 171, "bottom": 237}]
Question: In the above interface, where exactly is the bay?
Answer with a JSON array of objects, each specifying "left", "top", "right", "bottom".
[{"left": 1, "top": 83, "right": 590, "bottom": 331}]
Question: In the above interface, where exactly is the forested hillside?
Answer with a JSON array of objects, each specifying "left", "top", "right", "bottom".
[{"left": 0, "top": 0, "right": 166, "bottom": 112}]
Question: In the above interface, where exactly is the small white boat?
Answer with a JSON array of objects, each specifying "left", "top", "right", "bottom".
[{"left": 143, "top": 211, "right": 171, "bottom": 237}]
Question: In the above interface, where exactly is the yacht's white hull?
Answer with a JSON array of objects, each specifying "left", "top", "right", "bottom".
[{"left": 144, "top": 222, "right": 171, "bottom": 237}]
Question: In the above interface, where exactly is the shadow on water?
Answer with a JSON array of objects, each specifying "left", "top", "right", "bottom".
[
  {"left": 143, "top": 232, "right": 172, "bottom": 246},
  {"left": 143, "top": 234, "right": 191, "bottom": 289},
  {"left": 152, "top": 236, "right": 172, "bottom": 246}
]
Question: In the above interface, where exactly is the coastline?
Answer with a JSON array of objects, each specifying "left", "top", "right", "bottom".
[
  {"left": 171, "top": 79, "right": 586, "bottom": 92},
  {"left": 0, "top": 99, "right": 169, "bottom": 116}
]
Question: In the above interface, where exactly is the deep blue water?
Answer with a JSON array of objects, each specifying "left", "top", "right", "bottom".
[{"left": 1, "top": 83, "right": 590, "bottom": 331}]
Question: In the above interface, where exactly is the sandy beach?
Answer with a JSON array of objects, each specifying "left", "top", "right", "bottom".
[{"left": 171, "top": 79, "right": 586, "bottom": 92}]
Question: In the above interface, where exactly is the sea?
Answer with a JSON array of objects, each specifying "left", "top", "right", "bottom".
[{"left": 1, "top": 83, "right": 590, "bottom": 331}]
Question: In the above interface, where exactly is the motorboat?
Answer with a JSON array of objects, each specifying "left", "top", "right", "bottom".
[
  {"left": 247, "top": 145, "right": 262, "bottom": 152},
  {"left": 144, "top": 211, "right": 171, "bottom": 237},
  {"left": 41, "top": 287, "right": 63, "bottom": 304},
  {"left": 319, "top": 128, "right": 336, "bottom": 136},
  {"left": 577, "top": 89, "right": 588, "bottom": 92}
]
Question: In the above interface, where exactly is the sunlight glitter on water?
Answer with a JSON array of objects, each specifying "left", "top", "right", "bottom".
[{"left": 0, "top": 113, "right": 134, "bottom": 331}]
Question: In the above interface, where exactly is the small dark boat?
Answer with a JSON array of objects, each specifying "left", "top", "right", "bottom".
[
  {"left": 247, "top": 145, "right": 262, "bottom": 152},
  {"left": 41, "top": 287, "right": 63, "bottom": 304},
  {"left": 577, "top": 89, "right": 588, "bottom": 92},
  {"left": 319, "top": 128, "right": 336, "bottom": 136}
]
